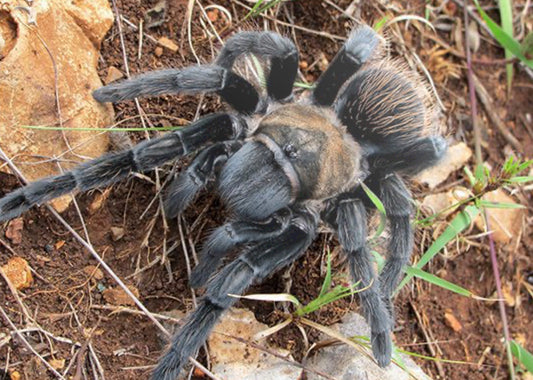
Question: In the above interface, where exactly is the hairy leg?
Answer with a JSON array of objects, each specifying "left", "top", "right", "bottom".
[
  {"left": 324, "top": 194, "right": 392, "bottom": 366},
  {"left": 215, "top": 31, "right": 299, "bottom": 102},
  {"left": 164, "top": 141, "right": 243, "bottom": 218},
  {"left": 190, "top": 207, "right": 292, "bottom": 287},
  {"left": 93, "top": 66, "right": 260, "bottom": 115},
  {"left": 0, "top": 114, "right": 245, "bottom": 222},
  {"left": 152, "top": 208, "right": 318, "bottom": 380},
  {"left": 369, "top": 174, "right": 413, "bottom": 310},
  {"left": 311, "top": 25, "right": 380, "bottom": 106}
]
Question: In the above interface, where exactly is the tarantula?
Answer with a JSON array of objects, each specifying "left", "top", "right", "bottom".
[{"left": 0, "top": 25, "right": 446, "bottom": 379}]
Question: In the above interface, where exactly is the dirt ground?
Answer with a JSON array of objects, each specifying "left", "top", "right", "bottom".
[{"left": 1, "top": 0, "right": 532, "bottom": 379}]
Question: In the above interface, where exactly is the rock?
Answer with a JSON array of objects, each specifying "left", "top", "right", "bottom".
[
  {"left": 474, "top": 189, "right": 525, "bottom": 244},
  {"left": 103, "top": 285, "right": 139, "bottom": 306},
  {"left": 1, "top": 257, "right": 33, "bottom": 290},
  {"left": 444, "top": 311, "right": 462, "bottom": 332},
  {"left": 88, "top": 188, "right": 111, "bottom": 214},
  {"left": 158, "top": 36, "right": 179, "bottom": 52},
  {"left": 110, "top": 226, "right": 125, "bottom": 241},
  {"left": 104, "top": 66, "right": 124, "bottom": 84},
  {"left": 0, "top": 0, "right": 114, "bottom": 212},
  {"left": 145, "top": 0, "right": 168, "bottom": 28},
  {"left": 308, "top": 312, "right": 430, "bottom": 380},
  {"left": 415, "top": 142, "right": 472, "bottom": 189},
  {"left": 421, "top": 186, "right": 471, "bottom": 217},
  {"left": 154, "top": 46, "right": 164, "bottom": 57},
  {"left": 48, "top": 358, "right": 65, "bottom": 370},
  {"left": 5, "top": 217, "right": 23, "bottom": 245},
  {"left": 207, "top": 308, "right": 303, "bottom": 380}
]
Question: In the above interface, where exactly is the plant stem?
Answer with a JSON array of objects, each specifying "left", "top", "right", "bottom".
[{"left": 464, "top": 4, "right": 516, "bottom": 379}]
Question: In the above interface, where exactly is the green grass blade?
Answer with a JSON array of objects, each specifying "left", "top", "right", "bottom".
[
  {"left": 294, "top": 81, "right": 315, "bottom": 89},
  {"left": 473, "top": 0, "right": 533, "bottom": 68},
  {"left": 498, "top": 0, "right": 514, "bottom": 90},
  {"left": 243, "top": 0, "right": 266, "bottom": 20},
  {"left": 295, "top": 283, "right": 360, "bottom": 317},
  {"left": 404, "top": 267, "right": 476, "bottom": 297},
  {"left": 361, "top": 182, "right": 387, "bottom": 239},
  {"left": 478, "top": 200, "right": 526, "bottom": 209},
  {"left": 373, "top": 16, "right": 389, "bottom": 31},
  {"left": 506, "top": 176, "right": 533, "bottom": 183},
  {"left": 510, "top": 340, "right": 533, "bottom": 372},
  {"left": 396, "top": 205, "right": 481, "bottom": 292}
]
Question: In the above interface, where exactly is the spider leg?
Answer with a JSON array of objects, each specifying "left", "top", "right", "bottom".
[
  {"left": 152, "top": 208, "right": 318, "bottom": 380},
  {"left": 164, "top": 140, "right": 243, "bottom": 218},
  {"left": 93, "top": 66, "right": 260, "bottom": 114},
  {"left": 324, "top": 195, "right": 392, "bottom": 367},
  {"left": 311, "top": 25, "right": 380, "bottom": 106},
  {"left": 0, "top": 114, "right": 245, "bottom": 222},
  {"left": 190, "top": 207, "right": 292, "bottom": 288},
  {"left": 362, "top": 173, "right": 413, "bottom": 314},
  {"left": 215, "top": 31, "right": 299, "bottom": 102},
  {"left": 367, "top": 136, "right": 447, "bottom": 175}
]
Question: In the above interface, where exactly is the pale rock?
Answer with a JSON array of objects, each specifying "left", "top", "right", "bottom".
[
  {"left": 474, "top": 189, "right": 525, "bottom": 243},
  {"left": 104, "top": 66, "right": 124, "bottom": 84},
  {"left": 0, "top": 0, "right": 114, "bottom": 212},
  {"left": 208, "top": 308, "right": 303, "bottom": 380},
  {"left": 110, "top": 226, "right": 125, "bottom": 241},
  {"left": 421, "top": 186, "right": 471, "bottom": 217},
  {"left": 158, "top": 36, "right": 179, "bottom": 52},
  {"left": 102, "top": 285, "right": 140, "bottom": 306},
  {"left": 1, "top": 257, "right": 33, "bottom": 290},
  {"left": 308, "top": 312, "right": 431, "bottom": 380},
  {"left": 415, "top": 142, "right": 472, "bottom": 189},
  {"left": 83, "top": 265, "right": 104, "bottom": 280}
]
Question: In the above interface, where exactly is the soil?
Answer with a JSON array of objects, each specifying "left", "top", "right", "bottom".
[{"left": 1, "top": 1, "right": 532, "bottom": 380}]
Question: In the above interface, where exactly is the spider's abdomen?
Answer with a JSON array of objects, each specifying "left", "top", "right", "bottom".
[{"left": 335, "top": 66, "right": 429, "bottom": 153}]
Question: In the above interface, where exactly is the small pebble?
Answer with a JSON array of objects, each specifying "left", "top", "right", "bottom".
[{"left": 110, "top": 226, "right": 125, "bottom": 241}]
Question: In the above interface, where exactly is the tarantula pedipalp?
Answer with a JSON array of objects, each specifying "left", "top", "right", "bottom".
[{"left": 0, "top": 25, "right": 447, "bottom": 379}]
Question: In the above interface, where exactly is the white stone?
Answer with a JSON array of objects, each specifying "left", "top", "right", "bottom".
[
  {"left": 474, "top": 189, "right": 525, "bottom": 244},
  {"left": 415, "top": 142, "right": 472, "bottom": 189},
  {"left": 208, "top": 308, "right": 303, "bottom": 380},
  {"left": 308, "top": 312, "right": 431, "bottom": 380}
]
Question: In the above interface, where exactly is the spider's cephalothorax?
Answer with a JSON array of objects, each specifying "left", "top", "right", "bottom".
[{"left": 0, "top": 25, "right": 447, "bottom": 380}]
